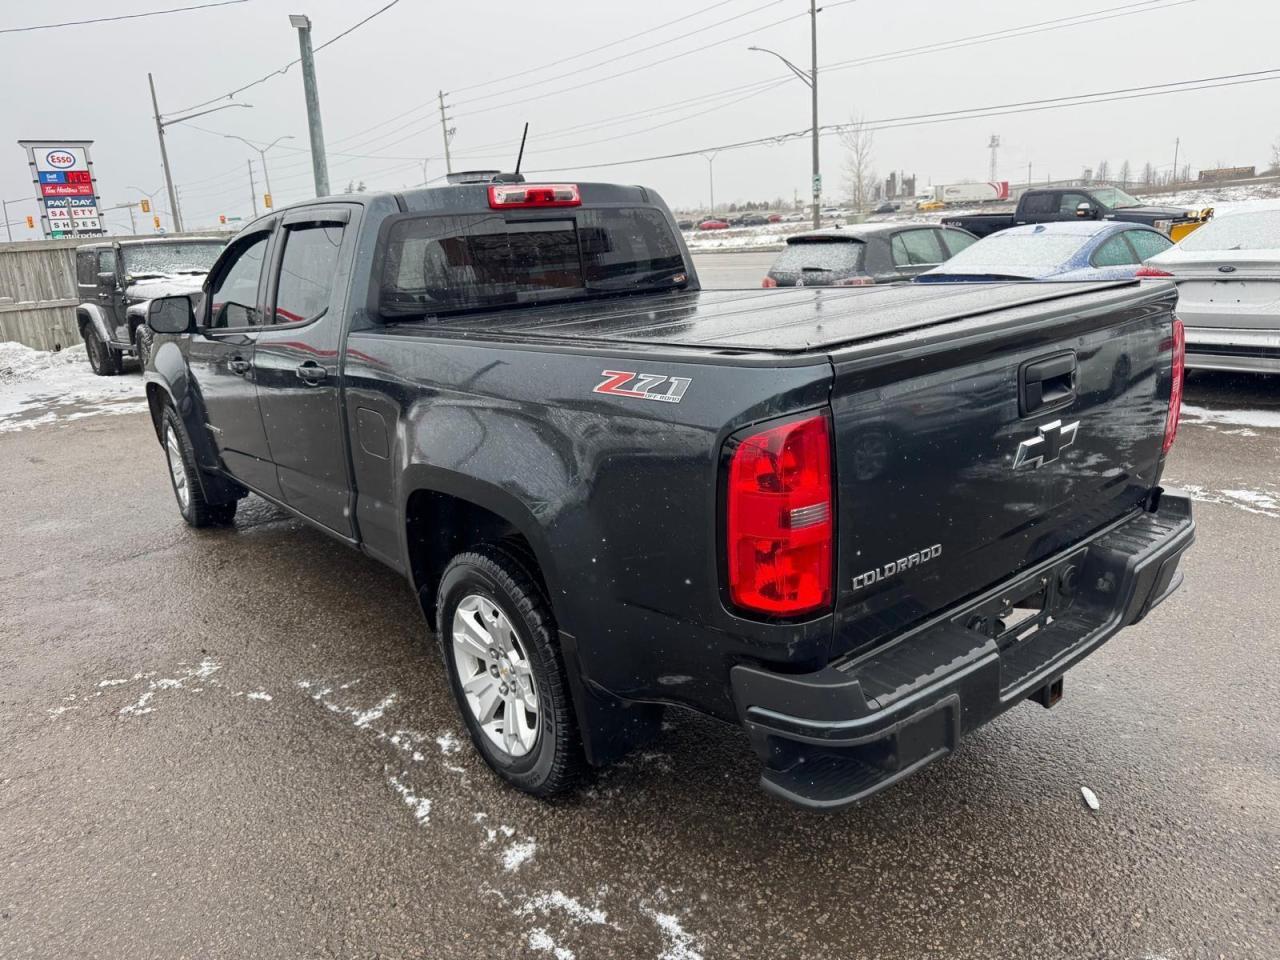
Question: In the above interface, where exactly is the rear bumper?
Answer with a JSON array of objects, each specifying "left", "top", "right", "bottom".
[
  {"left": 730, "top": 492, "right": 1194, "bottom": 810},
  {"left": 1184, "top": 325, "right": 1280, "bottom": 374}
]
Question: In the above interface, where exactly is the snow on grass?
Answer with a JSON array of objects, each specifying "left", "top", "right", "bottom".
[{"left": 0, "top": 342, "right": 146, "bottom": 432}]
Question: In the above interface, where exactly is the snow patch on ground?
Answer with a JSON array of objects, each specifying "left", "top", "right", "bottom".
[
  {"left": 642, "top": 905, "right": 705, "bottom": 960},
  {"left": 387, "top": 773, "right": 432, "bottom": 824},
  {"left": 118, "top": 659, "right": 221, "bottom": 716},
  {"left": 502, "top": 838, "right": 537, "bottom": 872},
  {"left": 1172, "top": 481, "right": 1280, "bottom": 518},
  {"left": 528, "top": 928, "right": 575, "bottom": 960},
  {"left": 0, "top": 342, "right": 146, "bottom": 432},
  {"left": 1180, "top": 404, "right": 1280, "bottom": 430},
  {"left": 517, "top": 890, "right": 610, "bottom": 927},
  {"left": 245, "top": 690, "right": 272, "bottom": 701},
  {"left": 435, "top": 731, "right": 461, "bottom": 754}
]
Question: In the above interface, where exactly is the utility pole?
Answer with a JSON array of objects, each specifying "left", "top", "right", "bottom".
[
  {"left": 290, "top": 14, "right": 330, "bottom": 197},
  {"left": 247, "top": 160, "right": 259, "bottom": 217},
  {"left": 702, "top": 152, "right": 719, "bottom": 215},
  {"left": 988, "top": 134, "right": 1000, "bottom": 181},
  {"left": 224, "top": 134, "right": 292, "bottom": 209},
  {"left": 1027, "top": 161, "right": 1032, "bottom": 186},
  {"left": 438, "top": 91, "right": 454, "bottom": 174},
  {"left": 809, "top": 0, "right": 820, "bottom": 229},
  {"left": 1172, "top": 137, "right": 1181, "bottom": 185},
  {"left": 149, "top": 72, "right": 184, "bottom": 233}
]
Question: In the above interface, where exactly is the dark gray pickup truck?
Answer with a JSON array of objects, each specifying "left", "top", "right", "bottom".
[
  {"left": 943, "top": 185, "right": 1212, "bottom": 240},
  {"left": 141, "top": 174, "right": 1194, "bottom": 809}
]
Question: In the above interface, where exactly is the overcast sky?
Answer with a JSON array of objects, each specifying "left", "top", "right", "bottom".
[{"left": 2, "top": 0, "right": 1277, "bottom": 232}]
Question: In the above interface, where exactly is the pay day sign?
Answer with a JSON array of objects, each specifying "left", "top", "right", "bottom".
[{"left": 18, "top": 140, "right": 105, "bottom": 238}]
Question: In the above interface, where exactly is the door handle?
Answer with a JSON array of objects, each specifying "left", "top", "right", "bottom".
[
  {"left": 295, "top": 360, "right": 327, "bottom": 385},
  {"left": 228, "top": 356, "right": 252, "bottom": 375},
  {"left": 1019, "top": 351, "right": 1077, "bottom": 415}
]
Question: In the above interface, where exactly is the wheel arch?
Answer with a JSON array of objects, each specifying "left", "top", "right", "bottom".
[{"left": 75, "top": 304, "right": 111, "bottom": 345}]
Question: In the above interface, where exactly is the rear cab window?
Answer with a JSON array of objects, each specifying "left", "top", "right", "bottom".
[{"left": 379, "top": 206, "right": 687, "bottom": 317}]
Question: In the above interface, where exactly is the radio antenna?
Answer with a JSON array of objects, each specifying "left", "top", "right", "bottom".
[{"left": 514, "top": 123, "right": 529, "bottom": 178}]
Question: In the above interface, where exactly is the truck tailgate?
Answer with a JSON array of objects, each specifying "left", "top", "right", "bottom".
[{"left": 828, "top": 282, "right": 1178, "bottom": 658}]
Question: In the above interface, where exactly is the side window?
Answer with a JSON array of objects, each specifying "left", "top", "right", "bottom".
[
  {"left": 941, "top": 229, "right": 978, "bottom": 257},
  {"left": 1092, "top": 235, "right": 1137, "bottom": 267},
  {"left": 76, "top": 251, "right": 97, "bottom": 285},
  {"left": 1059, "top": 192, "right": 1092, "bottom": 215},
  {"left": 1021, "top": 193, "right": 1056, "bottom": 216},
  {"left": 273, "top": 223, "right": 345, "bottom": 324},
  {"left": 97, "top": 249, "right": 117, "bottom": 276},
  {"left": 208, "top": 234, "right": 269, "bottom": 329},
  {"left": 1127, "top": 229, "right": 1173, "bottom": 261},
  {"left": 891, "top": 229, "right": 945, "bottom": 267}
]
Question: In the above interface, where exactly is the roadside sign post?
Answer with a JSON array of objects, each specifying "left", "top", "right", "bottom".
[{"left": 17, "top": 140, "right": 106, "bottom": 240}]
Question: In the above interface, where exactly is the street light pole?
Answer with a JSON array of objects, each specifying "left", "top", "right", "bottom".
[
  {"left": 149, "top": 72, "right": 183, "bottom": 233},
  {"left": 438, "top": 91, "right": 454, "bottom": 175},
  {"left": 247, "top": 160, "right": 258, "bottom": 217},
  {"left": 809, "top": 0, "right": 820, "bottom": 229},
  {"left": 223, "top": 134, "right": 294, "bottom": 209},
  {"left": 290, "top": 14, "right": 330, "bottom": 197},
  {"left": 749, "top": 14, "right": 825, "bottom": 229},
  {"left": 701, "top": 151, "right": 720, "bottom": 216}
]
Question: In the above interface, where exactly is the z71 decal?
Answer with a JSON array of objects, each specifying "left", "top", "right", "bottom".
[{"left": 593, "top": 370, "right": 692, "bottom": 404}]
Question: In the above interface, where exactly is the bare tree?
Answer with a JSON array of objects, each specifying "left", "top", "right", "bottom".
[
  {"left": 840, "top": 114, "right": 877, "bottom": 214},
  {"left": 1095, "top": 159, "right": 1111, "bottom": 182},
  {"left": 1118, "top": 160, "right": 1132, "bottom": 188},
  {"left": 1142, "top": 161, "right": 1156, "bottom": 185},
  {"left": 1270, "top": 136, "right": 1280, "bottom": 172}
]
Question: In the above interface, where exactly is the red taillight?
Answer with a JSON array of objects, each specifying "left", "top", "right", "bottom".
[
  {"left": 487, "top": 183, "right": 581, "bottom": 209},
  {"left": 761, "top": 276, "right": 778, "bottom": 288},
  {"left": 1163, "top": 317, "right": 1185, "bottom": 454},
  {"left": 832, "top": 276, "right": 875, "bottom": 287},
  {"left": 1135, "top": 265, "right": 1174, "bottom": 278},
  {"left": 726, "top": 413, "right": 834, "bottom": 617}
]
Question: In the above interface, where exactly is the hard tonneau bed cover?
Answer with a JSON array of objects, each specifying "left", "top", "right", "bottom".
[{"left": 384, "top": 280, "right": 1138, "bottom": 355}]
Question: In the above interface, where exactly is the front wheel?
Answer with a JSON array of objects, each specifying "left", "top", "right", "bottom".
[
  {"left": 438, "top": 543, "right": 583, "bottom": 797},
  {"left": 160, "top": 406, "right": 236, "bottom": 527},
  {"left": 134, "top": 324, "right": 152, "bottom": 371}
]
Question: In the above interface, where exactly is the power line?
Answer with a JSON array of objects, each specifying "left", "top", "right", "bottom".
[
  {"left": 519, "top": 67, "right": 1280, "bottom": 174},
  {"left": 449, "top": 0, "right": 748, "bottom": 94},
  {"left": 450, "top": 0, "right": 791, "bottom": 108},
  {"left": 166, "top": 0, "right": 404, "bottom": 116},
  {"left": 0, "top": 0, "right": 248, "bottom": 34}
]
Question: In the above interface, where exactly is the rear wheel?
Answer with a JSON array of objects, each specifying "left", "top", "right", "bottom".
[
  {"left": 438, "top": 543, "right": 583, "bottom": 797},
  {"left": 161, "top": 406, "right": 236, "bottom": 527},
  {"left": 134, "top": 325, "right": 152, "bottom": 371},
  {"left": 83, "top": 325, "right": 120, "bottom": 377}
]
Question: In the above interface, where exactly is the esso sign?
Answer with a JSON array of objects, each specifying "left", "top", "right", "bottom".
[{"left": 46, "top": 150, "right": 77, "bottom": 169}]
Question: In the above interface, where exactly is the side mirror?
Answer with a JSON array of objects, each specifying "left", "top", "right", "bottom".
[
  {"left": 96, "top": 271, "right": 117, "bottom": 290},
  {"left": 147, "top": 295, "right": 195, "bottom": 335},
  {"left": 1075, "top": 201, "right": 1096, "bottom": 219}
]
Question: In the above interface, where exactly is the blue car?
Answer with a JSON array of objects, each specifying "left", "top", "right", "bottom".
[{"left": 914, "top": 220, "right": 1173, "bottom": 282}]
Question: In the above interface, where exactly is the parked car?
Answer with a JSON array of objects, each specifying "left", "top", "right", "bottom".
[
  {"left": 738, "top": 214, "right": 770, "bottom": 227},
  {"left": 763, "top": 224, "right": 979, "bottom": 287},
  {"left": 75, "top": 237, "right": 226, "bottom": 375},
  {"left": 872, "top": 202, "right": 901, "bottom": 215},
  {"left": 1138, "top": 204, "right": 1280, "bottom": 373},
  {"left": 141, "top": 175, "right": 1193, "bottom": 809},
  {"left": 676, "top": 218, "right": 695, "bottom": 230},
  {"left": 916, "top": 222, "right": 1173, "bottom": 283},
  {"left": 697, "top": 218, "right": 729, "bottom": 230},
  {"left": 943, "top": 186, "right": 1213, "bottom": 240},
  {"left": 767, "top": 213, "right": 783, "bottom": 224}
]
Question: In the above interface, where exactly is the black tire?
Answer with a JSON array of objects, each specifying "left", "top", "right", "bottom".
[
  {"left": 437, "top": 543, "right": 583, "bottom": 797},
  {"left": 83, "top": 325, "right": 120, "bottom": 377},
  {"left": 160, "top": 406, "right": 237, "bottom": 528},
  {"left": 134, "top": 324, "right": 152, "bottom": 372}
]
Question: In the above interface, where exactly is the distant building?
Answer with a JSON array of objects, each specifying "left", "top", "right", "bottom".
[{"left": 1197, "top": 166, "right": 1256, "bottom": 182}]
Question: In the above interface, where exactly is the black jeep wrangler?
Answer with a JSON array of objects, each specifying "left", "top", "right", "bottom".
[{"left": 75, "top": 237, "right": 226, "bottom": 375}]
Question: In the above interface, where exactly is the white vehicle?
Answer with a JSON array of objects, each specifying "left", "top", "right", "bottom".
[
  {"left": 934, "top": 181, "right": 1011, "bottom": 204},
  {"left": 1140, "top": 204, "right": 1280, "bottom": 374}
]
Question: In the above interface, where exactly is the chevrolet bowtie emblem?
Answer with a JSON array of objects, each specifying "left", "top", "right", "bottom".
[{"left": 1014, "top": 419, "right": 1079, "bottom": 469}]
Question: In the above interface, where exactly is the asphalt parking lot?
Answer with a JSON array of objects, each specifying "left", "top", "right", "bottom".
[{"left": 2, "top": 266, "right": 1278, "bottom": 958}]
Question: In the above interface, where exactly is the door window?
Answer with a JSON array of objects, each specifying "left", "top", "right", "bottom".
[
  {"left": 941, "top": 229, "right": 978, "bottom": 256},
  {"left": 1091, "top": 234, "right": 1137, "bottom": 267},
  {"left": 208, "top": 234, "right": 269, "bottom": 328},
  {"left": 1059, "top": 192, "right": 1092, "bottom": 215},
  {"left": 76, "top": 251, "right": 97, "bottom": 285},
  {"left": 890, "top": 229, "right": 945, "bottom": 267},
  {"left": 1126, "top": 229, "right": 1173, "bottom": 260},
  {"left": 97, "top": 249, "right": 117, "bottom": 276},
  {"left": 1021, "top": 193, "right": 1056, "bottom": 216},
  {"left": 273, "top": 223, "right": 345, "bottom": 324}
]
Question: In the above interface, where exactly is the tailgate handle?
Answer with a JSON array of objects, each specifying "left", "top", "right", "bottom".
[{"left": 1020, "top": 352, "right": 1077, "bottom": 415}]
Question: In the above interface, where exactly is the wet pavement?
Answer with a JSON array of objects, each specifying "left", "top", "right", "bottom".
[{"left": 2, "top": 341, "right": 1278, "bottom": 958}]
